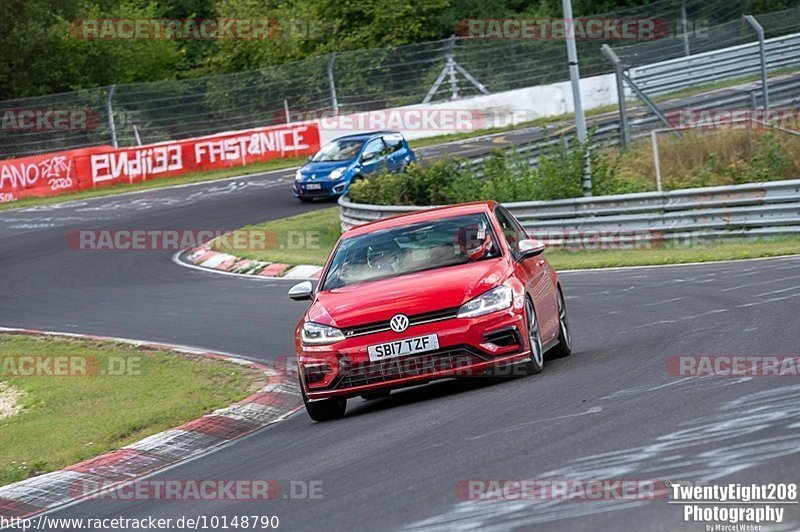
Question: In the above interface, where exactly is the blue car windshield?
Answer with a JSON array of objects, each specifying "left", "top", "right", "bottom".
[{"left": 311, "top": 139, "right": 364, "bottom": 162}]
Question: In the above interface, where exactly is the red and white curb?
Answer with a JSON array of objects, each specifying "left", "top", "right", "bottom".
[
  {"left": 0, "top": 327, "right": 302, "bottom": 520},
  {"left": 179, "top": 244, "right": 322, "bottom": 281}
]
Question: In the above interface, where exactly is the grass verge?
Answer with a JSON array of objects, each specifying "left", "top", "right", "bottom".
[
  {"left": 211, "top": 206, "right": 800, "bottom": 269},
  {"left": 0, "top": 333, "right": 261, "bottom": 487}
]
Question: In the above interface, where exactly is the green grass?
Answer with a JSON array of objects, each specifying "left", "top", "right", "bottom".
[
  {"left": 0, "top": 156, "right": 305, "bottom": 212},
  {"left": 212, "top": 207, "right": 342, "bottom": 266},
  {"left": 214, "top": 206, "right": 800, "bottom": 269},
  {"left": 545, "top": 237, "right": 800, "bottom": 270},
  {"left": 0, "top": 333, "right": 262, "bottom": 486}
]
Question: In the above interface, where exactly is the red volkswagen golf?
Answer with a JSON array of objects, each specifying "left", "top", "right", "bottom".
[{"left": 288, "top": 201, "right": 571, "bottom": 421}]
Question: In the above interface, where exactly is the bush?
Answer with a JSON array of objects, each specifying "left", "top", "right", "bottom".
[
  {"left": 350, "top": 138, "right": 596, "bottom": 205},
  {"left": 348, "top": 130, "right": 800, "bottom": 206}
]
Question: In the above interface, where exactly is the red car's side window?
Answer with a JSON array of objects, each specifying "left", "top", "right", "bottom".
[{"left": 494, "top": 207, "right": 527, "bottom": 257}]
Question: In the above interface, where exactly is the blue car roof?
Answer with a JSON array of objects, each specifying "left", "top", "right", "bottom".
[{"left": 331, "top": 131, "right": 402, "bottom": 142}]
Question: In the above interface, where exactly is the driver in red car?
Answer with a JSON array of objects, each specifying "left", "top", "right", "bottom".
[
  {"left": 366, "top": 242, "right": 401, "bottom": 272},
  {"left": 457, "top": 221, "right": 494, "bottom": 260}
]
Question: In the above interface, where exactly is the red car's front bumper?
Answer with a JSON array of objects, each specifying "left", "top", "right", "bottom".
[{"left": 298, "top": 307, "right": 530, "bottom": 400}]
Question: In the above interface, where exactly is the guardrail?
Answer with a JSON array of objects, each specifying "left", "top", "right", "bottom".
[
  {"left": 462, "top": 73, "right": 800, "bottom": 173},
  {"left": 339, "top": 179, "right": 800, "bottom": 243},
  {"left": 629, "top": 33, "right": 800, "bottom": 96}
]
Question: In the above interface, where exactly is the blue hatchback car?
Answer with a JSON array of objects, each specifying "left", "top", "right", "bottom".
[{"left": 293, "top": 131, "right": 416, "bottom": 202}]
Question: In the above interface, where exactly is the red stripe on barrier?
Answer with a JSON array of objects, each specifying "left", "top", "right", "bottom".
[
  {"left": 66, "top": 448, "right": 173, "bottom": 481},
  {"left": 0, "top": 497, "right": 46, "bottom": 518},
  {"left": 243, "top": 391, "right": 301, "bottom": 411},
  {"left": 0, "top": 122, "right": 320, "bottom": 203},
  {"left": 259, "top": 263, "right": 290, "bottom": 277},
  {"left": 179, "top": 415, "right": 260, "bottom": 439}
]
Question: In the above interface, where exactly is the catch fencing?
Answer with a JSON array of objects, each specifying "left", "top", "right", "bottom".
[{"left": 1, "top": 0, "right": 797, "bottom": 160}]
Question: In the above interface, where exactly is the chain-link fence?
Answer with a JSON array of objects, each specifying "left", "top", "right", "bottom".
[
  {"left": 613, "top": 6, "right": 800, "bottom": 68},
  {"left": 0, "top": 0, "right": 797, "bottom": 160}
]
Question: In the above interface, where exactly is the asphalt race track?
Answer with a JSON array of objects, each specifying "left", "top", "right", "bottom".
[{"left": 2, "top": 160, "right": 800, "bottom": 529}]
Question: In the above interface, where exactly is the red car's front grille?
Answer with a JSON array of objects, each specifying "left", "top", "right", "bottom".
[
  {"left": 330, "top": 346, "right": 488, "bottom": 390},
  {"left": 342, "top": 307, "right": 460, "bottom": 338}
]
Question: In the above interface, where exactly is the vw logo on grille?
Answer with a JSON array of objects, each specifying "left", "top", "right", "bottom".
[{"left": 390, "top": 314, "right": 409, "bottom": 333}]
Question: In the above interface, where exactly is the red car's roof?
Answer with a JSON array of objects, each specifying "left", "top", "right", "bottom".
[{"left": 343, "top": 201, "right": 498, "bottom": 238}]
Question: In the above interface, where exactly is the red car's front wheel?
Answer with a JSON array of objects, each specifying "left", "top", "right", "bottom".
[
  {"left": 549, "top": 287, "right": 572, "bottom": 359},
  {"left": 302, "top": 387, "right": 347, "bottom": 422},
  {"left": 524, "top": 297, "right": 544, "bottom": 375}
]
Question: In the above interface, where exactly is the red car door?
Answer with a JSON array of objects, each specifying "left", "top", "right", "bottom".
[{"left": 495, "top": 207, "right": 559, "bottom": 343}]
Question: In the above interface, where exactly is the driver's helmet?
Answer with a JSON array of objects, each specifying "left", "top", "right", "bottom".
[
  {"left": 366, "top": 240, "right": 401, "bottom": 271},
  {"left": 457, "top": 221, "right": 493, "bottom": 260}
]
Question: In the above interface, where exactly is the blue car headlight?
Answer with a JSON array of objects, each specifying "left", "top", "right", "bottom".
[
  {"left": 295, "top": 169, "right": 303, "bottom": 181},
  {"left": 329, "top": 168, "right": 345, "bottom": 180}
]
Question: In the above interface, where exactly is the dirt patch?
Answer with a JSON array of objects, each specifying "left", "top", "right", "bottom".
[{"left": 0, "top": 383, "right": 24, "bottom": 419}]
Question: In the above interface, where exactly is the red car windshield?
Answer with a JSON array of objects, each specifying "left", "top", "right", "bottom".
[{"left": 320, "top": 213, "right": 500, "bottom": 290}]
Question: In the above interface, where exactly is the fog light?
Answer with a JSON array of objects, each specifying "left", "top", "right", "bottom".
[{"left": 303, "top": 362, "right": 329, "bottom": 384}]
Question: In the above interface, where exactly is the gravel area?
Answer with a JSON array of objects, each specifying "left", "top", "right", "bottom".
[{"left": 0, "top": 383, "right": 23, "bottom": 419}]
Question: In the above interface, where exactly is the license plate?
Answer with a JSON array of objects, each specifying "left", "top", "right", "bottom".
[
  {"left": 306, "top": 183, "right": 322, "bottom": 190},
  {"left": 368, "top": 334, "right": 439, "bottom": 362}
]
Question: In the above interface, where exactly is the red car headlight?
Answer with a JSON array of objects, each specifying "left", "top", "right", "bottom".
[
  {"left": 457, "top": 286, "right": 513, "bottom": 318},
  {"left": 301, "top": 322, "right": 345, "bottom": 345}
]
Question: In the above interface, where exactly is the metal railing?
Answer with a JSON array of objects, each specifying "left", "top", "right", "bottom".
[
  {"left": 628, "top": 33, "right": 800, "bottom": 95},
  {"left": 457, "top": 73, "right": 800, "bottom": 174},
  {"left": 339, "top": 179, "right": 800, "bottom": 243}
]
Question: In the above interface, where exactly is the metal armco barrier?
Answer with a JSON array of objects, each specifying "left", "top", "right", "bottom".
[
  {"left": 629, "top": 34, "right": 800, "bottom": 96},
  {"left": 338, "top": 179, "right": 800, "bottom": 243},
  {"left": 463, "top": 73, "right": 800, "bottom": 174}
]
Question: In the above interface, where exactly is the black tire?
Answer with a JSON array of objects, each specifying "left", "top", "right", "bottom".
[
  {"left": 549, "top": 287, "right": 572, "bottom": 359},
  {"left": 302, "top": 389, "right": 346, "bottom": 422},
  {"left": 360, "top": 390, "right": 391, "bottom": 401},
  {"left": 523, "top": 297, "right": 544, "bottom": 375}
]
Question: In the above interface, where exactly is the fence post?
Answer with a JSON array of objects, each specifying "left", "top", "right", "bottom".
[
  {"left": 562, "top": 0, "right": 591, "bottom": 196},
  {"left": 651, "top": 130, "right": 662, "bottom": 192},
  {"left": 601, "top": 45, "right": 630, "bottom": 147},
  {"left": 680, "top": 0, "right": 691, "bottom": 56},
  {"left": 284, "top": 99, "right": 291, "bottom": 124},
  {"left": 744, "top": 15, "right": 769, "bottom": 116},
  {"left": 327, "top": 53, "right": 339, "bottom": 115},
  {"left": 106, "top": 84, "right": 118, "bottom": 148},
  {"left": 447, "top": 35, "right": 459, "bottom": 100}
]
